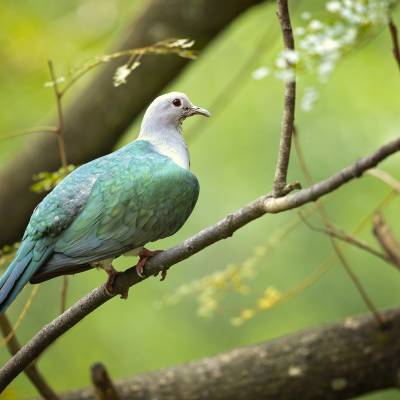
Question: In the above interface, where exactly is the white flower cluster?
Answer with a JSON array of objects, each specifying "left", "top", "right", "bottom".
[
  {"left": 296, "top": 0, "right": 392, "bottom": 82},
  {"left": 252, "top": 0, "right": 393, "bottom": 110},
  {"left": 113, "top": 61, "right": 141, "bottom": 87}
]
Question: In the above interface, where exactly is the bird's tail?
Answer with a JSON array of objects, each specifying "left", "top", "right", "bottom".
[{"left": 0, "top": 239, "right": 51, "bottom": 314}]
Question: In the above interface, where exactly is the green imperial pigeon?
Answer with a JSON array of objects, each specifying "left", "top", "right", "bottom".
[{"left": 0, "top": 92, "right": 209, "bottom": 313}]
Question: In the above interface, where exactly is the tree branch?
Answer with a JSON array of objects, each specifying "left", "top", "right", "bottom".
[
  {"left": 273, "top": 0, "right": 296, "bottom": 196},
  {"left": 293, "top": 129, "right": 385, "bottom": 326},
  {"left": 0, "top": 315, "right": 60, "bottom": 400},
  {"left": 299, "top": 215, "right": 395, "bottom": 267},
  {"left": 388, "top": 16, "right": 400, "bottom": 70},
  {"left": 90, "top": 363, "right": 121, "bottom": 400},
  {"left": 50, "top": 308, "right": 400, "bottom": 400},
  {"left": 1, "top": 134, "right": 400, "bottom": 391},
  {"left": 373, "top": 212, "right": 400, "bottom": 268}
]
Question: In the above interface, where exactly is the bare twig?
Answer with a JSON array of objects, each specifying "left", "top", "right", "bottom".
[
  {"left": 1, "top": 133, "right": 400, "bottom": 390},
  {"left": 60, "top": 276, "right": 69, "bottom": 315},
  {"left": 388, "top": 16, "right": 400, "bottom": 70},
  {"left": 0, "top": 314, "right": 60, "bottom": 400},
  {"left": 48, "top": 60, "right": 68, "bottom": 168},
  {"left": 58, "top": 308, "right": 400, "bottom": 400},
  {"left": 0, "top": 127, "right": 57, "bottom": 142},
  {"left": 48, "top": 60, "right": 70, "bottom": 314},
  {"left": 373, "top": 213, "right": 400, "bottom": 267},
  {"left": 91, "top": 363, "right": 121, "bottom": 400},
  {"left": 273, "top": 0, "right": 296, "bottom": 196},
  {"left": 298, "top": 213, "right": 393, "bottom": 266},
  {"left": 367, "top": 168, "right": 400, "bottom": 192},
  {"left": 294, "top": 130, "right": 385, "bottom": 326}
]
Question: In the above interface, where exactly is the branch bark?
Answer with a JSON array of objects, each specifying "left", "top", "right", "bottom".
[
  {"left": 0, "top": 315, "right": 60, "bottom": 400},
  {"left": 388, "top": 16, "right": 400, "bottom": 70},
  {"left": 49, "top": 308, "right": 400, "bottom": 400},
  {"left": 1, "top": 134, "right": 400, "bottom": 392},
  {"left": 273, "top": 0, "right": 296, "bottom": 196},
  {"left": 0, "top": 0, "right": 265, "bottom": 247},
  {"left": 91, "top": 363, "right": 121, "bottom": 400}
]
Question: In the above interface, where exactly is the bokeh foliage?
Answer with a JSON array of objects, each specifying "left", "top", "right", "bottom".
[{"left": 0, "top": 0, "right": 400, "bottom": 399}]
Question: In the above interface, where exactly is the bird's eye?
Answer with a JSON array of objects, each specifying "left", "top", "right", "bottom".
[{"left": 172, "top": 98, "right": 182, "bottom": 107}]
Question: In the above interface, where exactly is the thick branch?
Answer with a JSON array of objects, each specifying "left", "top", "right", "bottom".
[
  {"left": 273, "top": 0, "right": 296, "bottom": 196},
  {"left": 0, "top": 0, "right": 265, "bottom": 247},
  {"left": 1, "top": 134, "right": 399, "bottom": 391},
  {"left": 54, "top": 308, "right": 400, "bottom": 399}
]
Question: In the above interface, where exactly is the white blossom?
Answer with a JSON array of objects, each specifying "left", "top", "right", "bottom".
[
  {"left": 309, "top": 20, "right": 324, "bottom": 31},
  {"left": 252, "top": 67, "right": 270, "bottom": 80},
  {"left": 295, "top": 27, "right": 306, "bottom": 36},
  {"left": 301, "top": 87, "right": 319, "bottom": 112},
  {"left": 326, "top": 1, "right": 342, "bottom": 13}
]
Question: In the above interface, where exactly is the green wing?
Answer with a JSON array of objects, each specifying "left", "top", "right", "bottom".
[{"left": 35, "top": 140, "right": 199, "bottom": 279}]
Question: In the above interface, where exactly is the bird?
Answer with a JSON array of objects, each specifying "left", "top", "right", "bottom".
[{"left": 0, "top": 91, "right": 210, "bottom": 313}]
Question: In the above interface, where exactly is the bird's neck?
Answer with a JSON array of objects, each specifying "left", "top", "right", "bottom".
[{"left": 138, "top": 126, "right": 190, "bottom": 170}]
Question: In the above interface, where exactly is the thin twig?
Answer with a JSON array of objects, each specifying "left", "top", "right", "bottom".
[
  {"left": 388, "top": 16, "right": 400, "bottom": 70},
  {"left": 48, "top": 60, "right": 68, "bottom": 168},
  {"left": 373, "top": 213, "right": 400, "bottom": 267},
  {"left": 1, "top": 133, "right": 400, "bottom": 390},
  {"left": 91, "top": 363, "right": 121, "bottom": 400},
  {"left": 294, "top": 129, "right": 385, "bottom": 326},
  {"left": 298, "top": 212, "right": 393, "bottom": 266},
  {"left": 367, "top": 168, "right": 400, "bottom": 193},
  {"left": 0, "top": 127, "right": 57, "bottom": 142},
  {"left": 273, "top": 0, "right": 296, "bottom": 196},
  {"left": 0, "top": 285, "right": 39, "bottom": 346},
  {"left": 60, "top": 276, "right": 69, "bottom": 315},
  {"left": 59, "top": 41, "right": 196, "bottom": 97},
  {"left": 48, "top": 60, "right": 70, "bottom": 314},
  {"left": 0, "top": 314, "right": 60, "bottom": 400}
]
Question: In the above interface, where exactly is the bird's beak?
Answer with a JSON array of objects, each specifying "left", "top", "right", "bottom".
[{"left": 189, "top": 105, "right": 211, "bottom": 118}]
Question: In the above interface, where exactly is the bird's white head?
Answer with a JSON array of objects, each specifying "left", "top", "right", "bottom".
[
  {"left": 140, "top": 92, "right": 210, "bottom": 134},
  {"left": 138, "top": 92, "right": 210, "bottom": 170}
]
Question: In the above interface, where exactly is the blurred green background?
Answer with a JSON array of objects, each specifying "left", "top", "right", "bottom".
[{"left": 0, "top": 0, "right": 399, "bottom": 398}]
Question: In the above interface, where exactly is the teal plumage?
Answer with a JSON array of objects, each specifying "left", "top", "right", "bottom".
[{"left": 0, "top": 92, "right": 209, "bottom": 313}]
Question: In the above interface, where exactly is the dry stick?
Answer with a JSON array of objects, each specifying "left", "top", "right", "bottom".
[
  {"left": 0, "top": 127, "right": 57, "bottom": 142},
  {"left": 48, "top": 61, "right": 68, "bottom": 168},
  {"left": 388, "top": 16, "right": 400, "bottom": 70},
  {"left": 273, "top": 0, "right": 296, "bottom": 196},
  {"left": 91, "top": 363, "right": 121, "bottom": 400},
  {"left": 367, "top": 168, "right": 400, "bottom": 193},
  {"left": 372, "top": 213, "right": 400, "bottom": 267},
  {"left": 298, "top": 213, "right": 394, "bottom": 267},
  {"left": 1, "top": 134, "right": 400, "bottom": 391},
  {"left": 293, "top": 130, "right": 385, "bottom": 326},
  {"left": 48, "top": 60, "right": 69, "bottom": 315},
  {"left": 0, "top": 315, "right": 60, "bottom": 400}
]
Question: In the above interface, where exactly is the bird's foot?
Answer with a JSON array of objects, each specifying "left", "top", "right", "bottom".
[
  {"left": 104, "top": 265, "right": 128, "bottom": 299},
  {"left": 153, "top": 266, "right": 170, "bottom": 281},
  {"left": 136, "top": 248, "right": 162, "bottom": 278}
]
